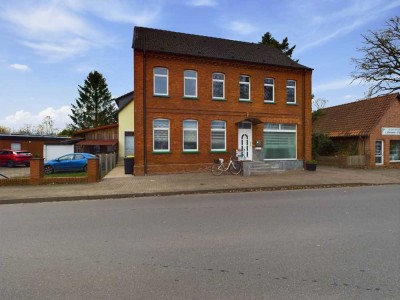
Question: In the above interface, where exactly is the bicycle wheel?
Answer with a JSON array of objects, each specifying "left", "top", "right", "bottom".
[
  {"left": 229, "top": 160, "right": 242, "bottom": 175},
  {"left": 211, "top": 163, "right": 224, "bottom": 175}
]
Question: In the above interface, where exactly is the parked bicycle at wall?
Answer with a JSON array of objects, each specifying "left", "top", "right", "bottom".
[{"left": 211, "top": 153, "right": 242, "bottom": 175}]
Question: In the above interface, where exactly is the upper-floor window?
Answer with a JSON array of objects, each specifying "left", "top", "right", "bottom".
[
  {"left": 184, "top": 70, "right": 197, "bottom": 98},
  {"left": 154, "top": 67, "right": 168, "bottom": 96},
  {"left": 153, "top": 119, "right": 170, "bottom": 151},
  {"left": 183, "top": 120, "right": 198, "bottom": 151},
  {"left": 264, "top": 78, "right": 274, "bottom": 102},
  {"left": 286, "top": 80, "right": 296, "bottom": 104},
  {"left": 211, "top": 120, "right": 226, "bottom": 151},
  {"left": 212, "top": 73, "right": 225, "bottom": 99},
  {"left": 239, "top": 75, "right": 250, "bottom": 101}
]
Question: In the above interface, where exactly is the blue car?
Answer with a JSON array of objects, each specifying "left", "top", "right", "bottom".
[{"left": 44, "top": 153, "right": 96, "bottom": 174}]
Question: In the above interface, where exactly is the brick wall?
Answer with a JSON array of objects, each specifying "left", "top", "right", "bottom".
[
  {"left": 134, "top": 51, "right": 312, "bottom": 175},
  {"left": 369, "top": 99, "right": 400, "bottom": 167}
]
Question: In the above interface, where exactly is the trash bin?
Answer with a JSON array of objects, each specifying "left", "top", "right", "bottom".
[{"left": 124, "top": 157, "right": 134, "bottom": 174}]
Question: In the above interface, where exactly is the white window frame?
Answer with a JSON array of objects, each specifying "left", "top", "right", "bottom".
[
  {"left": 239, "top": 75, "right": 251, "bottom": 101},
  {"left": 210, "top": 120, "right": 226, "bottom": 151},
  {"left": 263, "top": 123, "right": 297, "bottom": 160},
  {"left": 212, "top": 73, "right": 225, "bottom": 99},
  {"left": 264, "top": 78, "right": 274, "bottom": 103},
  {"left": 286, "top": 80, "right": 296, "bottom": 104},
  {"left": 153, "top": 67, "right": 168, "bottom": 96},
  {"left": 184, "top": 70, "right": 197, "bottom": 98},
  {"left": 183, "top": 120, "right": 198, "bottom": 152},
  {"left": 153, "top": 119, "right": 170, "bottom": 152}
]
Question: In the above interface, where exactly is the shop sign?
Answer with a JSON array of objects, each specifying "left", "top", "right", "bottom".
[{"left": 382, "top": 127, "right": 400, "bottom": 135}]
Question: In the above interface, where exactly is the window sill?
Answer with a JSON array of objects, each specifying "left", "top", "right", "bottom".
[
  {"left": 153, "top": 94, "right": 170, "bottom": 98},
  {"left": 152, "top": 151, "right": 171, "bottom": 154},
  {"left": 239, "top": 99, "right": 252, "bottom": 102},
  {"left": 210, "top": 150, "right": 228, "bottom": 153},
  {"left": 286, "top": 102, "right": 298, "bottom": 106},
  {"left": 182, "top": 151, "right": 200, "bottom": 154},
  {"left": 212, "top": 98, "right": 227, "bottom": 101},
  {"left": 264, "top": 101, "right": 275, "bottom": 104},
  {"left": 182, "top": 96, "right": 199, "bottom": 100}
]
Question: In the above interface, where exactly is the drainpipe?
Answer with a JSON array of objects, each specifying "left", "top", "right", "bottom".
[
  {"left": 302, "top": 70, "right": 306, "bottom": 168},
  {"left": 143, "top": 50, "right": 147, "bottom": 175}
]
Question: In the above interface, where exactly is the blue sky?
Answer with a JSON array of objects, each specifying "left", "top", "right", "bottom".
[{"left": 1, "top": 0, "right": 399, "bottom": 131}]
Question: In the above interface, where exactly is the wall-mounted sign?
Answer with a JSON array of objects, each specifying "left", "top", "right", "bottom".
[{"left": 382, "top": 127, "right": 400, "bottom": 135}]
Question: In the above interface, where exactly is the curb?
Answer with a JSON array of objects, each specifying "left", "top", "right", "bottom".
[{"left": 1, "top": 182, "right": 396, "bottom": 205}]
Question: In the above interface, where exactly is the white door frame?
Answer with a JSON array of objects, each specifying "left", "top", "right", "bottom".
[
  {"left": 375, "top": 140, "right": 383, "bottom": 165},
  {"left": 238, "top": 122, "right": 252, "bottom": 161}
]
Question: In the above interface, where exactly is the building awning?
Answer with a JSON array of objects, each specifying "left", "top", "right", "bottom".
[
  {"left": 76, "top": 139, "right": 118, "bottom": 146},
  {"left": 235, "top": 117, "right": 263, "bottom": 125}
]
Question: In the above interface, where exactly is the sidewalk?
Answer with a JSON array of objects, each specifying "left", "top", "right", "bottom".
[{"left": 0, "top": 166, "right": 399, "bottom": 204}]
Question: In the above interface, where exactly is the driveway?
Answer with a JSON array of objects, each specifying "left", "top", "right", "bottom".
[{"left": 0, "top": 166, "right": 30, "bottom": 179}]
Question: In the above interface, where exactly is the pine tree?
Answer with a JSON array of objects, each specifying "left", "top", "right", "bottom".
[
  {"left": 70, "top": 71, "right": 117, "bottom": 130},
  {"left": 260, "top": 32, "right": 298, "bottom": 62}
]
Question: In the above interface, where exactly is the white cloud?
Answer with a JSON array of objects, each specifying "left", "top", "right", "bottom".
[
  {"left": 2, "top": 106, "right": 71, "bottom": 130},
  {"left": 227, "top": 21, "right": 257, "bottom": 35},
  {"left": 313, "top": 78, "right": 353, "bottom": 93},
  {"left": 188, "top": 0, "right": 217, "bottom": 7},
  {"left": 9, "top": 64, "right": 30, "bottom": 71}
]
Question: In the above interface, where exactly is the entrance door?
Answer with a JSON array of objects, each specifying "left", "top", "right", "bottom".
[
  {"left": 375, "top": 140, "right": 383, "bottom": 165},
  {"left": 238, "top": 122, "right": 252, "bottom": 160}
]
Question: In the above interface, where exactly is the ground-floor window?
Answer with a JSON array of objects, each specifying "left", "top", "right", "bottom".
[
  {"left": 389, "top": 140, "right": 400, "bottom": 162},
  {"left": 124, "top": 131, "right": 134, "bottom": 156},
  {"left": 153, "top": 119, "right": 170, "bottom": 152},
  {"left": 183, "top": 120, "right": 198, "bottom": 151},
  {"left": 264, "top": 123, "right": 297, "bottom": 160},
  {"left": 211, "top": 120, "right": 226, "bottom": 151}
]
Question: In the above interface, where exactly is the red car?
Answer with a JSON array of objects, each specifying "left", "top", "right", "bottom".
[{"left": 0, "top": 149, "right": 33, "bottom": 167}]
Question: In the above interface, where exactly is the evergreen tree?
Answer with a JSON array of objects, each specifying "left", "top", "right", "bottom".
[
  {"left": 70, "top": 71, "right": 117, "bottom": 130},
  {"left": 260, "top": 32, "right": 298, "bottom": 62}
]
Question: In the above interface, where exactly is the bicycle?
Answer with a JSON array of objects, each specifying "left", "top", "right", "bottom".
[{"left": 211, "top": 153, "right": 242, "bottom": 175}]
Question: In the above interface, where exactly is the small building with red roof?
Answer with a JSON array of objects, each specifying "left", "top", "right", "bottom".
[{"left": 313, "top": 93, "right": 400, "bottom": 168}]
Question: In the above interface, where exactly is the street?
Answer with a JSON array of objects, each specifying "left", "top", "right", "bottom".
[{"left": 0, "top": 186, "right": 399, "bottom": 299}]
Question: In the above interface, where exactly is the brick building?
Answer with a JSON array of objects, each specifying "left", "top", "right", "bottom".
[
  {"left": 313, "top": 93, "right": 400, "bottom": 168},
  {"left": 132, "top": 27, "right": 313, "bottom": 175}
]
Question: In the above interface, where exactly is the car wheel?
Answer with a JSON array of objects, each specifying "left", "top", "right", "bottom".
[
  {"left": 7, "top": 160, "right": 14, "bottom": 168},
  {"left": 83, "top": 165, "right": 87, "bottom": 172},
  {"left": 44, "top": 165, "right": 54, "bottom": 175}
]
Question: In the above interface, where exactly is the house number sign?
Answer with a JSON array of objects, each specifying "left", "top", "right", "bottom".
[{"left": 382, "top": 127, "right": 400, "bottom": 135}]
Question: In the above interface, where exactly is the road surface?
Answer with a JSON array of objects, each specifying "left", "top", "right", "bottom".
[{"left": 0, "top": 185, "right": 399, "bottom": 299}]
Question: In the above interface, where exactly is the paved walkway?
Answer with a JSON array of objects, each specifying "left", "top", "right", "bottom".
[{"left": 0, "top": 166, "right": 399, "bottom": 204}]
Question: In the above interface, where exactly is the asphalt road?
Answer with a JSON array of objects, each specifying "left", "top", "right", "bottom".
[{"left": 0, "top": 186, "right": 399, "bottom": 299}]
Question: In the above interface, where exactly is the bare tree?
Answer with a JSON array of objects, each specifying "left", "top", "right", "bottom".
[
  {"left": 35, "top": 116, "right": 57, "bottom": 135},
  {"left": 312, "top": 97, "right": 328, "bottom": 111},
  {"left": 351, "top": 17, "right": 400, "bottom": 96}
]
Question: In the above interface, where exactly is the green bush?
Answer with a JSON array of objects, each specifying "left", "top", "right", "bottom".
[{"left": 312, "top": 133, "right": 337, "bottom": 157}]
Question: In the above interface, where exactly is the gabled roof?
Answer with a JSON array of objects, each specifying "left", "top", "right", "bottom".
[
  {"left": 114, "top": 91, "right": 134, "bottom": 111},
  {"left": 313, "top": 93, "right": 400, "bottom": 137},
  {"left": 133, "top": 27, "right": 311, "bottom": 70}
]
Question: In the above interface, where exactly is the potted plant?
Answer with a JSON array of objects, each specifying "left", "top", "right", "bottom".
[{"left": 305, "top": 159, "right": 317, "bottom": 171}]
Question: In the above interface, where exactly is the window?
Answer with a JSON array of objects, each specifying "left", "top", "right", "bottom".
[
  {"left": 389, "top": 141, "right": 400, "bottom": 162},
  {"left": 264, "top": 123, "right": 297, "bottom": 160},
  {"left": 11, "top": 143, "right": 21, "bottom": 151},
  {"left": 184, "top": 70, "right": 197, "bottom": 97},
  {"left": 125, "top": 131, "right": 134, "bottom": 156},
  {"left": 153, "top": 119, "right": 170, "bottom": 151},
  {"left": 239, "top": 75, "right": 250, "bottom": 100},
  {"left": 154, "top": 67, "right": 168, "bottom": 96},
  {"left": 286, "top": 80, "right": 296, "bottom": 103},
  {"left": 212, "top": 73, "right": 225, "bottom": 99},
  {"left": 264, "top": 78, "right": 274, "bottom": 102},
  {"left": 183, "top": 120, "right": 198, "bottom": 151},
  {"left": 211, "top": 120, "right": 226, "bottom": 151}
]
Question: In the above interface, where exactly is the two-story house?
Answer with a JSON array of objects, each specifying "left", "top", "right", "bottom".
[{"left": 132, "top": 27, "right": 312, "bottom": 175}]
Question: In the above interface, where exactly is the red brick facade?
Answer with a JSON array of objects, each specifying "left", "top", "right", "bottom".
[{"left": 134, "top": 51, "right": 312, "bottom": 175}]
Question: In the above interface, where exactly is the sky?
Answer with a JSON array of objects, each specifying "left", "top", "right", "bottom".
[{"left": 0, "top": 0, "right": 399, "bottom": 132}]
